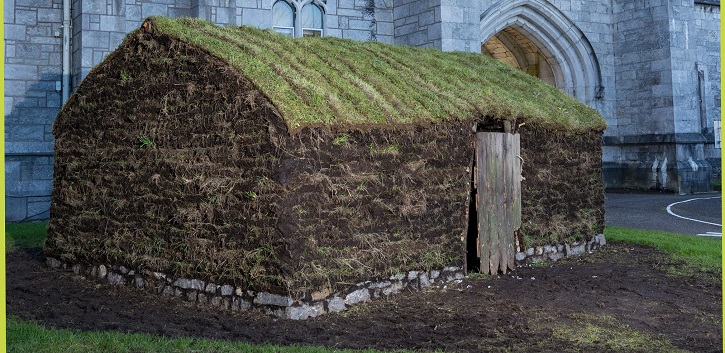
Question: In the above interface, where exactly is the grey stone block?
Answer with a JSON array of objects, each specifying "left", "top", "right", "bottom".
[
  {"left": 7, "top": 122, "right": 45, "bottom": 141},
  {"left": 5, "top": 24, "right": 27, "bottom": 41},
  {"left": 142, "top": 3, "right": 169, "bottom": 17},
  {"left": 16, "top": 0, "right": 52, "bottom": 7},
  {"left": 254, "top": 292, "right": 293, "bottom": 307},
  {"left": 405, "top": 30, "right": 429, "bottom": 46},
  {"left": 336, "top": 8, "right": 363, "bottom": 17},
  {"left": 5, "top": 197, "right": 28, "bottom": 222},
  {"left": 126, "top": 4, "right": 142, "bottom": 19},
  {"left": 349, "top": 19, "right": 372, "bottom": 30},
  {"left": 343, "top": 29, "right": 372, "bottom": 41},
  {"left": 100, "top": 15, "right": 126, "bottom": 32},
  {"left": 82, "top": 31, "right": 110, "bottom": 49},
  {"left": 327, "top": 297, "right": 346, "bottom": 312},
  {"left": 220, "top": 285, "right": 234, "bottom": 296},
  {"left": 214, "top": 7, "right": 236, "bottom": 25},
  {"left": 169, "top": 7, "right": 192, "bottom": 18},
  {"left": 7, "top": 180, "right": 53, "bottom": 197},
  {"left": 98, "top": 265, "right": 108, "bottom": 278},
  {"left": 174, "top": 278, "right": 205, "bottom": 291},
  {"left": 381, "top": 281, "right": 403, "bottom": 296},
  {"left": 14, "top": 98, "right": 40, "bottom": 108},
  {"left": 186, "top": 291, "right": 198, "bottom": 302},
  {"left": 376, "top": 21, "right": 393, "bottom": 35},
  {"left": 287, "top": 303, "right": 325, "bottom": 320},
  {"left": 394, "top": 22, "right": 417, "bottom": 36},
  {"left": 393, "top": 4, "right": 410, "bottom": 18},
  {"left": 344, "top": 288, "right": 370, "bottom": 305},
  {"left": 81, "top": 0, "right": 106, "bottom": 14},
  {"left": 46, "top": 92, "right": 61, "bottom": 108},
  {"left": 548, "top": 252, "right": 564, "bottom": 261},
  {"left": 26, "top": 200, "right": 50, "bottom": 219},
  {"left": 239, "top": 0, "right": 258, "bottom": 8},
  {"left": 233, "top": 297, "right": 251, "bottom": 311},
  {"left": 134, "top": 276, "right": 145, "bottom": 288},
  {"left": 419, "top": 272, "right": 431, "bottom": 288},
  {"left": 375, "top": 9, "right": 393, "bottom": 22},
  {"left": 337, "top": 0, "right": 356, "bottom": 9},
  {"left": 38, "top": 8, "right": 61, "bottom": 22},
  {"left": 242, "top": 8, "right": 270, "bottom": 28},
  {"left": 15, "top": 9, "right": 38, "bottom": 25},
  {"left": 5, "top": 64, "right": 39, "bottom": 80},
  {"left": 108, "top": 272, "right": 125, "bottom": 285},
  {"left": 368, "top": 281, "right": 391, "bottom": 289}
]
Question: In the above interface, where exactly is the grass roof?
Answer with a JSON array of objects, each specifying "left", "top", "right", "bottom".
[{"left": 147, "top": 16, "right": 606, "bottom": 133}]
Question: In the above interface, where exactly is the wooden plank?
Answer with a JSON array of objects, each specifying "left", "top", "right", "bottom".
[
  {"left": 501, "top": 133, "right": 513, "bottom": 274},
  {"left": 476, "top": 132, "right": 491, "bottom": 274},
  {"left": 510, "top": 134, "right": 521, "bottom": 270},
  {"left": 489, "top": 133, "right": 502, "bottom": 275}
]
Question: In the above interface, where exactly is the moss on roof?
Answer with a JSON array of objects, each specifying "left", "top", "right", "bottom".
[{"left": 147, "top": 16, "right": 606, "bottom": 133}]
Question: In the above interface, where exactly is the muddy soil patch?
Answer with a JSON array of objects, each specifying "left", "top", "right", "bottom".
[{"left": 7, "top": 243, "right": 721, "bottom": 352}]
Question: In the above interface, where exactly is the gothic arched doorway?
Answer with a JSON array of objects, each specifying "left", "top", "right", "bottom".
[{"left": 480, "top": 0, "right": 603, "bottom": 105}]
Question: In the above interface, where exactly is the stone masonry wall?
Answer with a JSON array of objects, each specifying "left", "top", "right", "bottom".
[
  {"left": 694, "top": 3, "right": 721, "bottom": 163},
  {"left": 328, "top": 0, "right": 394, "bottom": 43},
  {"left": 669, "top": 1, "right": 702, "bottom": 137},
  {"left": 71, "top": 0, "right": 193, "bottom": 84},
  {"left": 438, "top": 0, "right": 475, "bottom": 52},
  {"left": 393, "top": 0, "right": 440, "bottom": 48},
  {"left": 603, "top": 0, "right": 716, "bottom": 193},
  {"left": 612, "top": 1, "right": 674, "bottom": 136},
  {"left": 5, "top": 0, "right": 63, "bottom": 222}
]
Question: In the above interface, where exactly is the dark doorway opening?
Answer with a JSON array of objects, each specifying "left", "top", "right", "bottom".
[{"left": 466, "top": 156, "right": 480, "bottom": 273}]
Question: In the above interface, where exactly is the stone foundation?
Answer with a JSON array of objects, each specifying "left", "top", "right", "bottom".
[
  {"left": 515, "top": 234, "right": 607, "bottom": 264},
  {"left": 45, "top": 257, "right": 466, "bottom": 320},
  {"left": 46, "top": 234, "right": 606, "bottom": 320}
]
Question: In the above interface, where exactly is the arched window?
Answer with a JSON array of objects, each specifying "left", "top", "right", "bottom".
[
  {"left": 273, "top": 1, "right": 324, "bottom": 37},
  {"left": 301, "top": 3, "right": 323, "bottom": 37},
  {"left": 272, "top": 1, "right": 295, "bottom": 37}
]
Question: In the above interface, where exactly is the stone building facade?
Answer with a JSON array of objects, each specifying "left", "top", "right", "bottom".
[{"left": 4, "top": 0, "right": 721, "bottom": 222}]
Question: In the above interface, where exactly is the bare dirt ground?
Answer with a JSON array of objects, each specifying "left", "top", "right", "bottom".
[{"left": 7, "top": 243, "right": 722, "bottom": 353}]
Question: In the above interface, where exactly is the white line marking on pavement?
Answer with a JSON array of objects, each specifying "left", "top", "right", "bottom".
[
  {"left": 696, "top": 232, "right": 722, "bottom": 237},
  {"left": 666, "top": 196, "right": 722, "bottom": 228}
]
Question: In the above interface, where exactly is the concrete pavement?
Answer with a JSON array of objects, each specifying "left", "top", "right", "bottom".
[{"left": 605, "top": 191, "right": 722, "bottom": 236}]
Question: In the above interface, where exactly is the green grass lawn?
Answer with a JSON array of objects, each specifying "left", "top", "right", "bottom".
[
  {"left": 5, "top": 222, "right": 721, "bottom": 353},
  {"left": 6, "top": 222, "right": 47, "bottom": 252},
  {"left": 605, "top": 226, "right": 721, "bottom": 275},
  {"left": 7, "top": 316, "right": 387, "bottom": 353}
]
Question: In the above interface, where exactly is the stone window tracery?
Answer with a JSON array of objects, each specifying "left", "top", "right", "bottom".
[{"left": 272, "top": 0, "right": 324, "bottom": 38}]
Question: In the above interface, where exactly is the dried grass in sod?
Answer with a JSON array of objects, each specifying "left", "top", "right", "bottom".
[{"left": 47, "top": 17, "right": 606, "bottom": 301}]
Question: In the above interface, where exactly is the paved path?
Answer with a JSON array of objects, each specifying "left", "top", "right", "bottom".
[
  {"left": 605, "top": 191, "right": 722, "bottom": 236},
  {"left": 605, "top": 192, "right": 722, "bottom": 236}
]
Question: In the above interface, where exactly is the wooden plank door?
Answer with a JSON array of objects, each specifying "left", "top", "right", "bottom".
[{"left": 476, "top": 132, "right": 521, "bottom": 274}]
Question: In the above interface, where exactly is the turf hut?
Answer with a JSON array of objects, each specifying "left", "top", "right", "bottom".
[{"left": 46, "top": 17, "right": 607, "bottom": 319}]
